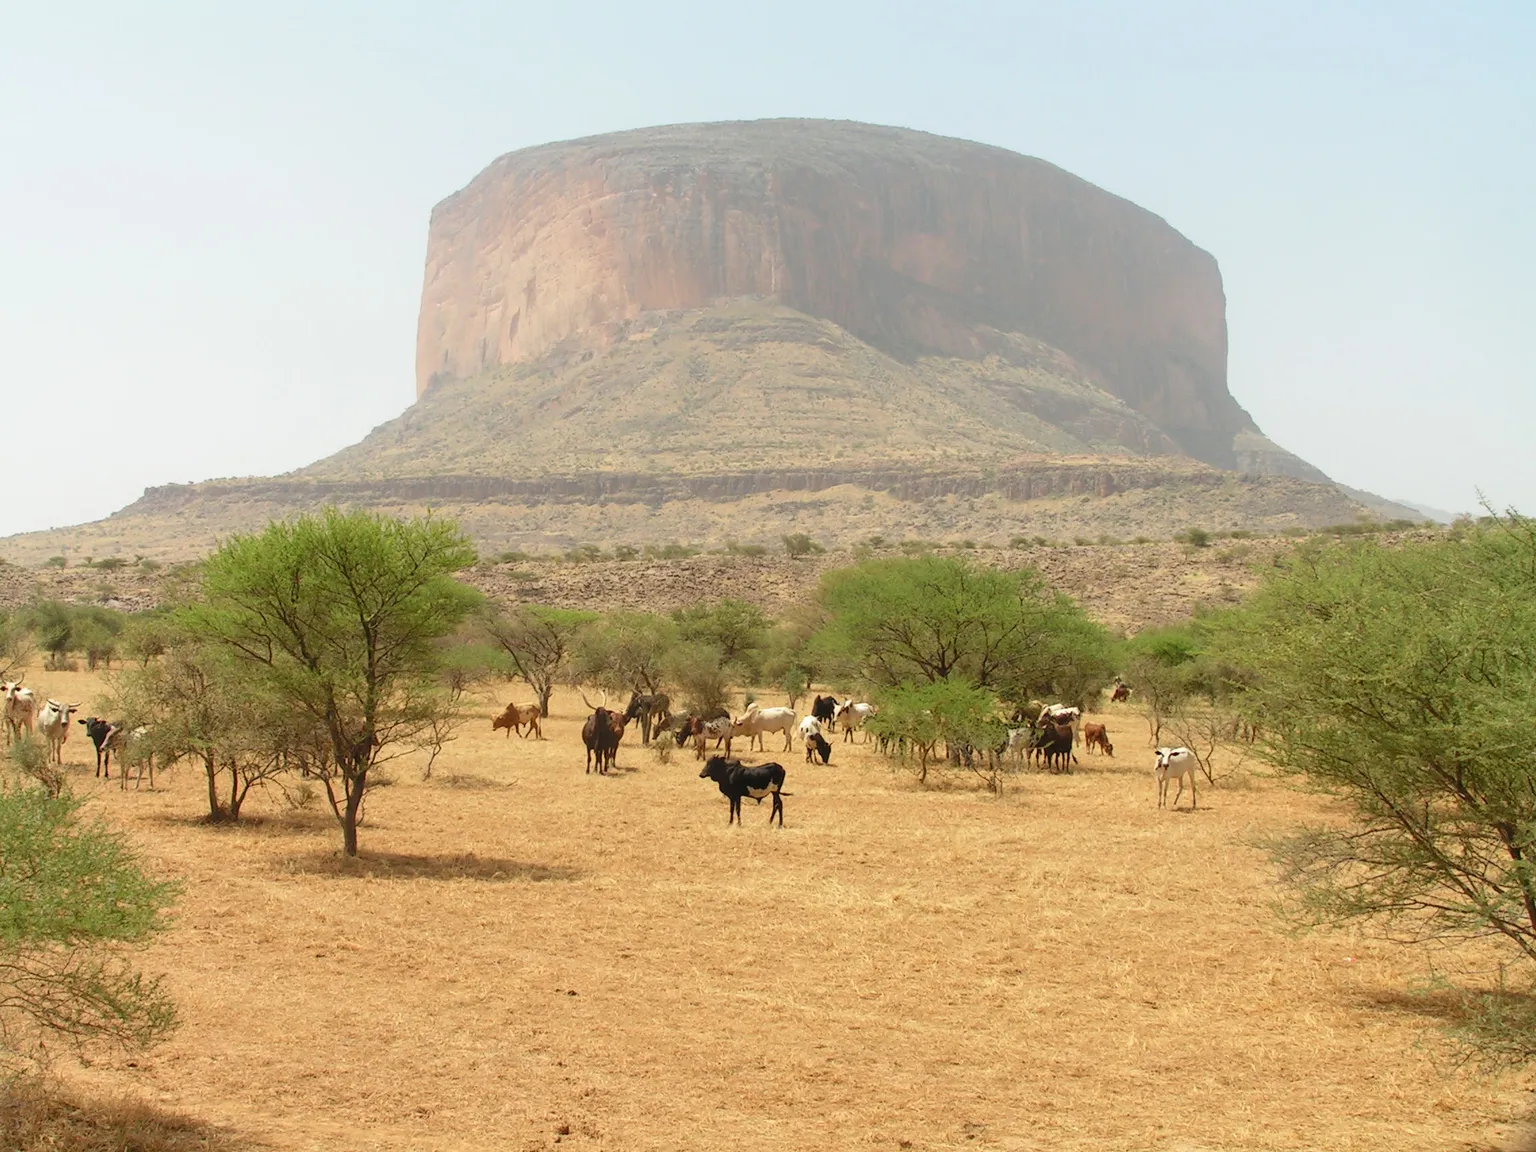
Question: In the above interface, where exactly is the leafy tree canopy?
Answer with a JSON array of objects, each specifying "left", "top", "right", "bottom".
[
  {"left": 179, "top": 509, "right": 480, "bottom": 855},
  {"left": 1214, "top": 513, "right": 1536, "bottom": 1001},
  {"left": 809, "top": 556, "right": 1113, "bottom": 705}
]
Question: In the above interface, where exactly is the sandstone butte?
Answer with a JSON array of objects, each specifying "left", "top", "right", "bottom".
[{"left": 0, "top": 119, "right": 1417, "bottom": 565}]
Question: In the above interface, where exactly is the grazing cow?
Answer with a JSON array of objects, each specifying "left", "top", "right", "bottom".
[
  {"left": 674, "top": 714, "right": 702, "bottom": 747},
  {"left": 1110, "top": 679, "right": 1132, "bottom": 704},
  {"left": 624, "top": 692, "right": 671, "bottom": 744},
  {"left": 729, "top": 705, "right": 797, "bottom": 753},
  {"left": 1155, "top": 747, "right": 1197, "bottom": 809},
  {"left": 1001, "top": 726, "right": 1033, "bottom": 761},
  {"left": 1040, "top": 722, "right": 1076, "bottom": 773},
  {"left": 798, "top": 718, "right": 833, "bottom": 764},
  {"left": 699, "top": 756, "right": 786, "bottom": 826},
  {"left": 3, "top": 681, "right": 37, "bottom": 744},
  {"left": 36, "top": 700, "right": 80, "bottom": 764},
  {"left": 78, "top": 716, "right": 116, "bottom": 777},
  {"left": 836, "top": 701, "right": 877, "bottom": 743},
  {"left": 1082, "top": 722, "right": 1114, "bottom": 757},
  {"left": 492, "top": 702, "right": 543, "bottom": 739},
  {"left": 810, "top": 695, "right": 838, "bottom": 728}
]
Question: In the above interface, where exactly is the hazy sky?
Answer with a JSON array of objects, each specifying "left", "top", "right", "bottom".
[{"left": 2, "top": 1, "right": 1531, "bottom": 537}]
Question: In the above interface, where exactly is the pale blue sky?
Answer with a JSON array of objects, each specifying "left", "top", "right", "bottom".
[{"left": 2, "top": 1, "right": 1531, "bottom": 536}]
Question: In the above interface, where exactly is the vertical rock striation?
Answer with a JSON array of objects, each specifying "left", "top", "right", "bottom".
[{"left": 416, "top": 119, "right": 1261, "bottom": 469}]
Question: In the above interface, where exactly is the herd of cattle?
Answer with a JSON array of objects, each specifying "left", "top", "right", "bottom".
[
  {"left": 5, "top": 672, "right": 1201, "bottom": 823},
  {"left": 490, "top": 678, "right": 1203, "bottom": 824},
  {"left": 1, "top": 679, "right": 154, "bottom": 787}
]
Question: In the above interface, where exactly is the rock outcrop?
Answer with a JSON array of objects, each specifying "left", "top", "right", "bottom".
[{"left": 416, "top": 119, "right": 1264, "bottom": 470}]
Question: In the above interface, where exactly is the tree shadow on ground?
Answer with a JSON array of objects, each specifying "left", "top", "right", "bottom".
[
  {"left": 1357, "top": 987, "right": 1536, "bottom": 1151},
  {"left": 139, "top": 809, "right": 333, "bottom": 833},
  {"left": 429, "top": 772, "right": 514, "bottom": 789},
  {"left": 0, "top": 1077, "right": 257, "bottom": 1152},
  {"left": 282, "top": 850, "right": 580, "bottom": 883}
]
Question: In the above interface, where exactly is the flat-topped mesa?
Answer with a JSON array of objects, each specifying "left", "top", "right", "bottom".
[{"left": 416, "top": 119, "right": 1258, "bottom": 470}]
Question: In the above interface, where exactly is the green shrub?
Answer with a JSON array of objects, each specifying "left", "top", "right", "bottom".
[{"left": 782, "top": 533, "right": 825, "bottom": 559}]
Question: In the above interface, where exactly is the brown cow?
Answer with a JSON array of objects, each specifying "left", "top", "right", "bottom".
[
  {"left": 1082, "top": 722, "right": 1113, "bottom": 757},
  {"left": 492, "top": 702, "right": 543, "bottom": 739}
]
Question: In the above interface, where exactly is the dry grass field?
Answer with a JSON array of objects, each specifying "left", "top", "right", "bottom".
[{"left": 14, "top": 668, "right": 1536, "bottom": 1151}]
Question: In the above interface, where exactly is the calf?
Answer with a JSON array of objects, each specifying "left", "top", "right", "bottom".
[
  {"left": 1082, "top": 722, "right": 1113, "bottom": 757},
  {"left": 78, "top": 716, "right": 116, "bottom": 777},
  {"left": 699, "top": 756, "right": 786, "bottom": 827},
  {"left": 1110, "top": 680, "right": 1132, "bottom": 704},
  {"left": 492, "top": 702, "right": 542, "bottom": 739},
  {"left": 1155, "top": 747, "right": 1197, "bottom": 809},
  {"left": 798, "top": 716, "right": 832, "bottom": 764},
  {"left": 36, "top": 700, "right": 80, "bottom": 765}
]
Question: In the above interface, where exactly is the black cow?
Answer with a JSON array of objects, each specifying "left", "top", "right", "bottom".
[
  {"left": 805, "top": 731, "right": 832, "bottom": 764},
  {"left": 810, "top": 695, "right": 838, "bottom": 727},
  {"left": 1040, "top": 722, "right": 1077, "bottom": 773},
  {"left": 78, "top": 716, "right": 117, "bottom": 778},
  {"left": 699, "top": 756, "right": 786, "bottom": 826}
]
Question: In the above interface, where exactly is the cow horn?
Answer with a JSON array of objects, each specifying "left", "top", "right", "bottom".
[{"left": 579, "top": 690, "right": 597, "bottom": 711}]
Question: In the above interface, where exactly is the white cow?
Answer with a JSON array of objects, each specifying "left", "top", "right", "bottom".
[
  {"left": 729, "top": 705, "right": 797, "bottom": 753},
  {"left": 3, "top": 681, "right": 37, "bottom": 744},
  {"left": 36, "top": 699, "right": 80, "bottom": 765},
  {"left": 836, "top": 701, "right": 878, "bottom": 743},
  {"left": 1003, "top": 726, "right": 1033, "bottom": 761},
  {"left": 104, "top": 724, "right": 155, "bottom": 789},
  {"left": 1155, "top": 747, "right": 1197, "bottom": 810}
]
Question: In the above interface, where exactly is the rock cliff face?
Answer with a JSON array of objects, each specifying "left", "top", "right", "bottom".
[{"left": 417, "top": 119, "right": 1257, "bottom": 469}]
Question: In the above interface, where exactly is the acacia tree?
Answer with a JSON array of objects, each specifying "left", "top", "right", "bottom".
[
  {"left": 673, "top": 600, "right": 769, "bottom": 681},
  {"left": 1217, "top": 513, "right": 1536, "bottom": 1057},
  {"left": 484, "top": 605, "right": 595, "bottom": 716},
  {"left": 113, "top": 639, "right": 290, "bottom": 821},
  {"left": 182, "top": 510, "right": 479, "bottom": 856},
  {"left": 0, "top": 784, "right": 177, "bottom": 1060},
  {"left": 570, "top": 612, "right": 675, "bottom": 696},
  {"left": 810, "top": 556, "right": 1113, "bottom": 702}
]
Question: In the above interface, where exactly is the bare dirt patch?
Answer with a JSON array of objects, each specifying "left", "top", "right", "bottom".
[{"left": 15, "top": 668, "right": 1533, "bottom": 1151}]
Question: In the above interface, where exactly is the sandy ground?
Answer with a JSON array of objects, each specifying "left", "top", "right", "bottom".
[{"left": 13, "top": 669, "right": 1536, "bottom": 1152}]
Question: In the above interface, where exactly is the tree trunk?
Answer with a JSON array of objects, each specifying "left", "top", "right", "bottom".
[
  {"left": 538, "top": 684, "right": 553, "bottom": 718},
  {"left": 342, "top": 768, "right": 367, "bottom": 857},
  {"left": 204, "top": 753, "right": 223, "bottom": 821}
]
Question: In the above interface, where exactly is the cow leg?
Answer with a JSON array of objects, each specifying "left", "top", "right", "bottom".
[{"left": 770, "top": 792, "right": 783, "bottom": 827}]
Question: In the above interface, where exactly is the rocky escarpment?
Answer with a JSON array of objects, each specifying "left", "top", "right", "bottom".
[{"left": 415, "top": 119, "right": 1297, "bottom": 473}]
